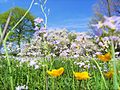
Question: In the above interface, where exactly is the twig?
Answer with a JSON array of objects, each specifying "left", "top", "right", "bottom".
[{"left": 0, "top": 11, "right": 12, "bottom": 44}]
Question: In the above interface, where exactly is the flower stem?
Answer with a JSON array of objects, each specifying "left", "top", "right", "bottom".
[
  {"left": 3, "top": 40, "right": 14, "bottom": 90},
  {"left": 3, "top": 0, "right": 34, "bottom": 89},
  {"left": 52, "top": 77, "right": 55, "bottom": 90},
  {"left": 42, "top": 65, "right": 46, "bottom": 90},
  {"left": 92, "top": 58, "right": 108, "bottom": 89},
  {"left": 69, "top": 58, "right": 75, "bottom": 90},
  {"left": 111, "top": 40, "right": 119, "bottom": 90}
]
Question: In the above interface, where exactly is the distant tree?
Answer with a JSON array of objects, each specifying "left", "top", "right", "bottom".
[
  {"left": 90, "top": 0, "right": 112, "bottom": 24},
  {"left": 0, "top": 7, "right": 35, "bottom": 49},
  {"left": 89, "top": 0, "right": 120, "bottom": 34},
  {"left": 89, "top": 0, "right": 120, "bottom": 53},
  {"left": 94, "top": 0, "right": 120, "bottom": 16},
  {"left": 112, "top": 0, "right": 120, "bottom": 15}
]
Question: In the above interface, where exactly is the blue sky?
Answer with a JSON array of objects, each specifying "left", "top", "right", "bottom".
[{"left": 0, "top": 0, "right": 97, "bottom": 32}]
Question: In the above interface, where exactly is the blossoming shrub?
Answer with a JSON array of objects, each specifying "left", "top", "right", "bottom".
[
  {"left": 19, "top": 29, "right": 97, "bottom": 58},
  {"left": 92, "top": 16, "right": 120, "bottom": 57}
]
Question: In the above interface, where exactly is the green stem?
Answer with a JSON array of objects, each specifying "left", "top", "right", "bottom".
[
  {"left": 111, "top": 40, "right": 119, "bottom": 90},
  {"left": 26, "top": 66, "right": 29, "bottom": 85},
  {"left": 3, "top": 40, "right": 14, "bottom": 90},
  {"left": 69, "top": 58, "right": 75, "bottom": 90},
  {"left": 45, "top": 62, "right": 48, "bottom": 90},
  {"left": 92, "top": 58, "right": 108, "bottom": 89},
  {"left": 3, "top": 0, "right": 35, "bottom": 90},
  {"left": 42, "top": 65, "right": 46, "bottom": 90},
  {"left": 52, "top": 77, "right": 55, "bottom": 90},
  {"left": 86, "top": 80, "right": 90, "bottom": 90},
  {"left": 44, "top": 55, "right": 48, "bottom": 90}
]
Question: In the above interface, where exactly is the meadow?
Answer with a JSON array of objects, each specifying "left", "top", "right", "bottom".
[
  {"left": 1, "top": 56, "right": 120, "bottom": 90},
  {"left": 0, "top": 0, "right": 120, "bottom": 90}
]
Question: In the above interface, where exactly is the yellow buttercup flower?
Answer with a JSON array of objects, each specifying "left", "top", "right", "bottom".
[
  {"left": 97, "top": 52, "right": 111, "bottom": 62},
  {"left": 73, "top": 71, "right": 90, "bottom": 80},
  {"left": 104, "top": 70, "right": 114, "bottom": 78},
  {"left": 47, "top": 67, "right": 64, "bottom": 77}
]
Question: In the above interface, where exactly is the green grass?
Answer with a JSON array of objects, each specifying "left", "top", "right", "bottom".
[{"left": 0, "top": 57, "right": 120, "bottom": 90}]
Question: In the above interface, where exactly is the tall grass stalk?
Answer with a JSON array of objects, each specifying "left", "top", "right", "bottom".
[
  {"left": 3, "top": 0, "right": 35, "bottom": 89},
  {"left": 52, "top": 77, "right": 55, "bottom": 90},
  {"left": 3, "top": 41, "right": 14, "bottom": 90},
  {"left": 43, "top": 65, "right": 46, "bottom": 90},
  {"left": 69, "top": 58, "right": 75, "bottom": 90},
  {"left": 111, "top": 40, "right": 119, "bottom": 89},
  {"left": 45, "top": 57, "right": 48, "bottom": 90},
  {"left": 92, "top": 58, "right": 108, "bottom": 89}
]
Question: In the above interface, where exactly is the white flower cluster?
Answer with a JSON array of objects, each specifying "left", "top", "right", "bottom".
[
  {"left": 74, "top": 56, "right": 96, "bottom": 70},
  {"left": 92, "top": 16, "right": 120, "bottom": 55},
  {"left": 0, "top": 42, "right": 20, "bottom": 54},
  {"left": 15, "top": 85, "right": 28, "bottom": 90},
  {"left": 19, "top": 28, "right": 97, "bottom": 59}
]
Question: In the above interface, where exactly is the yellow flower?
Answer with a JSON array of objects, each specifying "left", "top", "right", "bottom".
[
  {"left": 104, "top": 70, "right": 114, "bottom": 78},
  {"left": 97, "top": 52, "right": 111, "bottom": 62},
  {"left": 73, "top": 71, "right": 90, "bottom": 80},
  {"left": 47, "top": 67, "right": 64, "bottom": 77}
]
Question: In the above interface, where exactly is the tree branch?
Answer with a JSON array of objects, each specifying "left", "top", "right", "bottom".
[{"left": 0, "top": 11, "right": 12, "bottom": 44}]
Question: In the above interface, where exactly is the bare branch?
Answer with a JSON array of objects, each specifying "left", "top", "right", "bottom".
[{"left": 0, "top": 11, "right": 12, "bottom": 44}]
